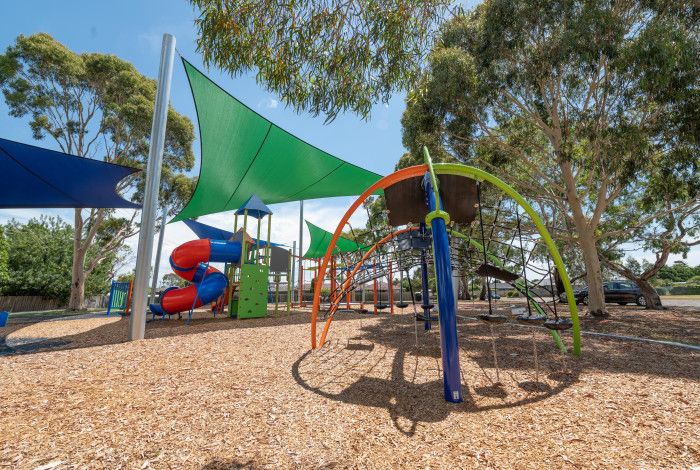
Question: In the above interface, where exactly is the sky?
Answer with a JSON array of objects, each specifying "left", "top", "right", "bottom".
[{"left": 0, "top": 0, "right": 697, "bottom": 287}]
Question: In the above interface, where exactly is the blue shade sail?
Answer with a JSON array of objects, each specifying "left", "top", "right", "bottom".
[{"left": 0, "top": 137, "right": 140, "bottom": 209}]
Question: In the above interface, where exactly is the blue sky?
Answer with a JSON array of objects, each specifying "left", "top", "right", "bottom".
[{"left": 1, "top": 0, "right": 697, "bottom": 283}]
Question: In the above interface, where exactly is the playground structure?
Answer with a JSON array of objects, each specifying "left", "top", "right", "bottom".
[
  {"left": 149, "top": 195, "right": 293, "bottom": 321},
  {"left": 310, "top": 148, "right": 581, "bottom": 403},
  {"left": 106, "top": 280, "right": 133, "bottom": 316}
]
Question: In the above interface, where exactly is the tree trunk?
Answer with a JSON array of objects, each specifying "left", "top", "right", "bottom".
[
  {"left": 479, "top": 277, "right": 487, "bottom": 301},
  {"left": 460, "top": 277, "right": 471, "bottom": 300},
  {"left": 578, "top": 227, "right": 607, "bottom": 316},
  {"left": 599, "top": 253, "right": 665, "bottom": 310},
  {"left": 636, "top": 278, "right": 662, "bottom": 309},
  {"left": 68, "top": 209, "right": 86, "bottom": 311},
  {"left": 559, "top": 161, "right": 607, "bottom": 316}
]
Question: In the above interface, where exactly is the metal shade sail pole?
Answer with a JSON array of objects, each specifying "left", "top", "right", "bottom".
[
  {"left": 291, "top": 240, "right": 296, "bottom": 304},
  {"left": 149, "top": 205, "right": 168, "bottom": 305},
  {"left": 129, "top": 33, "right": 176, "bottom": 341},
  {"left": 298, "top": 200, "right": 304, "bottom": 305}
]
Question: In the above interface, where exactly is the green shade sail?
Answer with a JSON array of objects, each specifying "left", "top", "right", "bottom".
[
  {"left": 172, "top": 59, "right": 383, "bottom": 222},
  {"left": 304, "top": 220, "right": 364, "bottom": 259}
]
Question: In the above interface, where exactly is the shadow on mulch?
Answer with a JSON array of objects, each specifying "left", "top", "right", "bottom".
[
  {"left": 292, "top": 313, "right": 699, "bottom": 436},
  {"left": 202, "top": 459, "right": 263, "bottom": 469}
]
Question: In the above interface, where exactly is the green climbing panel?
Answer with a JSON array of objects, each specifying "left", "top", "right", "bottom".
[{"left": 231, "top": 264, "right": 269, "bottom": 319}]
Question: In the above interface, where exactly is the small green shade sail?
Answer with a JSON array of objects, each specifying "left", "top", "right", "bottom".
[
  {"left": 303, "top": 220, "right": 364, "bottom": 259},
  {"left": 172, "top": 59, "right": 383, "bottom": 222}
]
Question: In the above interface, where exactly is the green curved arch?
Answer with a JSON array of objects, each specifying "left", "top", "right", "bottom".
[{"left": 434, "top": 163, "right": 581, "bottom": 355}]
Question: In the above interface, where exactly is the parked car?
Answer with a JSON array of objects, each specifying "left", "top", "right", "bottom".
[{"left": 572, "top": 281, "right": 650, "bottom": 306}]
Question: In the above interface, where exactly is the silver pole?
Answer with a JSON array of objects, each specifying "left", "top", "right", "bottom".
[
  {"left": 452, "top": 268, "right": 460, "bottom": 310},
  {"left": 291, "top": 240, "right": 296, "bottom": 302},
  {"left": 148, "top": 205, "right": 168, "bottom": 305},
  {"left": 129, "top": 33, "right": 176, "bottom": 340},
  {"left": 297, "top": 200, "right": 304, "bottom": 303}
]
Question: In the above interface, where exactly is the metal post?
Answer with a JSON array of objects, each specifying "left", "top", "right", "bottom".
[
  {"left": 452, "top": 268, "right": 460, "bottom": 310},
  {"left": 291, "top": 241, "right": 296, "bottom": 304},
  {"left": 389, "top": 260, "right": 394, "bottom": 314},
  {"left": 149, "top": 205, "right": 168, "bottom": 305},
  {"left": 129, "top": 33, "right": 176, "bottom": 341},
  {"left": 265, "top": 214, "right": 272, "bottom": 264},
  {"left": 298, "top": 200, "right": 304, "bottom": 304},
  {"left": 373, "top": 260, "right": 378, "bottom": 314},
  {"left": 420, "top": 240, "right": 431, "bottom": 330},
  {"left": 255, "top": 217, "right": 262, "bottom": 264}
]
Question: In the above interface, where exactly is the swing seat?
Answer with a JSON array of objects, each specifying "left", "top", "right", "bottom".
[
  {"left": 475, "top": 263, "right": 520, "bottom": 283},
  {"left": 516, "top": 314, "right": 547, "bottom": 325},
  {"left": 395, "top": 302, "right": 409, "bottom": 308},
  {"left": 478, "top": 313, "right": 508, "bottom": 324},
  {"left": 421, "top": 304, "right": 435, "bottom": 310},
  {"left": 544, "top": 318, "right": 573, "bottom": 330},
  {"left": 375, "top": 303, "right": 390, "bottom": 310}
]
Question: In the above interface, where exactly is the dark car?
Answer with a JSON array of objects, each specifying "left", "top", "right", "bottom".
[{"left": 573, "top": 281, "right": 649, "bottom": 307}]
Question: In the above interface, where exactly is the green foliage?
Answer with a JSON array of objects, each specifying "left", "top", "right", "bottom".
[
  {"left": 2, "top": 217, "right": 73, "bottom": 299},
  {"left": 189, "top": 0, "right": 452, "bottom": 120},
  {"left": 657, "top": 261, "right": 700, "bottom": 282},
  {"left": 2, "top": 217, "right": 119, "bottom": 300},
  {"left": 116, "top": 273, "right": 134, "bottom": 284},
  {"left": 0, "top": 226, "right": 8, "bottom": 291},
  {"left": 669, "top": 284, "right": 700, "bottom": 295},
  {"left": 0, "top": 217, "right": 119, "bottom": 300},
  {"left": 160, "top": 273, "right": 188, "bottom": 288}
]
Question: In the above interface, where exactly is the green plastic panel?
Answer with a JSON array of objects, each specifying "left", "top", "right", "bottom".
[
  {"left": 235, "top": 264, "right": 269, "bottom": 319},
  {"left": 172, "top": 59, "right": 383, "bottom": 222}
]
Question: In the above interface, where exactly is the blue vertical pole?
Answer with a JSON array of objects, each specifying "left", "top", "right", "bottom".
[
  {"left": 423, "top": 171, "right": 463, "bottom": 403},
  {"left": 419, "top": 223, "right": 431, "bottom": 331},
  {"left": 107, "top": 281, "right": 116, "bottom": 316}
]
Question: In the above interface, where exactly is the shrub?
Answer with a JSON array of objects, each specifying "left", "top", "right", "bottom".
[{"left": 669, "top": 284, "right": 700, "bottom": 295}]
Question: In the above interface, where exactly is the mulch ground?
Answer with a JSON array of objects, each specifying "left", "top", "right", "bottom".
[{"left": 0, "top": 307, "right": 698, "bottom": 469}]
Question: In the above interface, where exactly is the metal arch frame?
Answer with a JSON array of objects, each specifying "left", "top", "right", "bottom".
[
  {"left": 310, "top": 164, "right": 581, "bottom": 356},
  {"left": 311, "top": 165, "right": 428, "bottom": 348},
  {"left": 434, "top": 163, "right": 580, "bottom": 355},
  {"left": 317, "top": 227, "right": 419, "bottom": 346}
]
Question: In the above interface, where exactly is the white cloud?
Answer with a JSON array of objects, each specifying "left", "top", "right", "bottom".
[{"left": 257, "top": 97, "right": 279, "bottom": 109}]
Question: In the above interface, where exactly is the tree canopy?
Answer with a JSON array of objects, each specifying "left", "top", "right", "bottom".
[
  {"left": 189, "top": 0, "right": 453, "bottom": 120},
  {"left": 400, "top": 0, "right": 699, "bottom": 313},
  {"left": 1, "top": 217, "right": 122, "bottom": 300}
]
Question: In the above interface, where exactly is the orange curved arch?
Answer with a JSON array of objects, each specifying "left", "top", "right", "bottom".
[
  {"left": 311, "top": 164, "right": 428, "bottom": 348},
  {"left": 317, "top": 226, "right": 418, "bottom": 347}
]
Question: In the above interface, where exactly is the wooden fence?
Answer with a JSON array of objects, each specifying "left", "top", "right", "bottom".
[{"left": 0, "top": 295, "right": 109, "bottom": 313}]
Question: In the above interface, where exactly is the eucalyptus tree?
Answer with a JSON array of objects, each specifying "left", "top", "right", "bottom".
[
  {"left": 401, "top": 1, "right": 699, "bottom": 315},
  {"left": 0, "top": 33, "right": 196, "bottom": 309},
  {"left": 189, "top": 0, "right": 455, "bottom": 121}
]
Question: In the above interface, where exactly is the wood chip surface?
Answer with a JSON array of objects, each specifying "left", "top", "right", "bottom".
[{"left": 0, "top": 306, "right": 698, "bottom": 469}]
